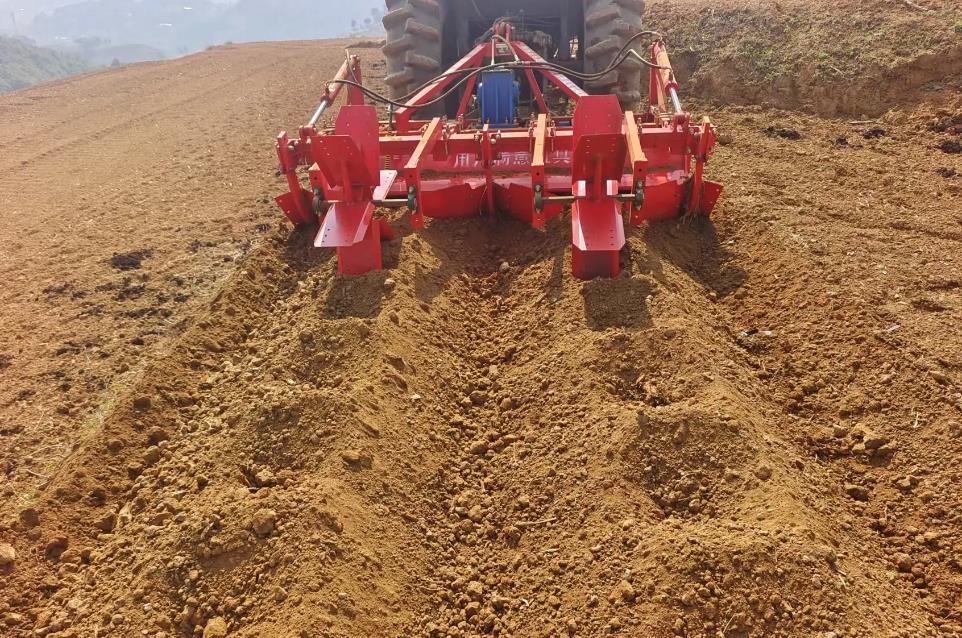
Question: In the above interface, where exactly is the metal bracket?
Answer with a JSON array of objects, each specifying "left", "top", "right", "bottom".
[{"left": 403, "top": 117, "right": 444, "bottom": 228}]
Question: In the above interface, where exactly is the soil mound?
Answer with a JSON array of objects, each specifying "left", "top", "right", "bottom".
[{"left": 648, "top": 0, "right": 962, "bottom": 116}]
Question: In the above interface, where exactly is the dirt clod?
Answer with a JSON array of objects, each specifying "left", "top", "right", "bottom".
[
  {"left": 845, "top": 484, "right": 870, "bottom": 502},
  {"left": 146, "top": 427, "right": 169, "bottom": 445},
  {"left": 611, "top": 580, "right": 637, "bottom": 604},
  {"left": 203, "top": 616, "right": 229, "bottom": 638},
  {"left": 894, "top": 552, "right": 913, "bottom": 573},
  {"left": 95, "top": 512, "right": 117, "bottom": 532},
  {"left": 340, "top": 449, "right": 372, "bottom": 469},
  {"left": 466, "top": 580, "right": 484, "bottom": 600},
  {"left": 44, "top": 537, "right": 68, "bottom": 560},
  {"left": 764, "top": 126, "right": 801, "bottom": 140},
  {"left": 468, "top": 440, "right": 489, "bottom": 455},
  {"left": 251, "top": 508, "right": 277, "bottom": 537},
  {"left": 937, "top": 139, "right": 962, "bottom": 154},
  {"left": 754, "top": 463, "right": 774, "bottom": 480},
  {"left": 863, "top": 433, "right": 890, "bottom": 450},
  {"left": 109, "top": 249, "right": 153, "bottom": 271},
  {"left": 0, "top": 543, "right": 15, "bottom": 568},
  {"left": 18, "top": 508, "right": 40, "bottom": 528}
]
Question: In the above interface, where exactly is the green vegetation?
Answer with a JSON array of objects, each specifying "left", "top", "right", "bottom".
[{"left": 0, "top": 36, "right": 91, "bottom": 93}]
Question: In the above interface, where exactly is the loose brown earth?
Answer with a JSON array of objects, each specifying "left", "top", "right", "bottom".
[{"left": 1, "top": 2, "right": 962, "bottom": 638}]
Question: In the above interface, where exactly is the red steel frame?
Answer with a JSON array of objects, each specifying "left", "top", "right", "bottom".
[{"left": 275, "top": 24, "right": 722, "bottom": 279}]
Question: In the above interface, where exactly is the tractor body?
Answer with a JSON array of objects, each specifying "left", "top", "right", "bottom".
[{"left": 384, "top": 0, "right": 647, "bottom": 107}]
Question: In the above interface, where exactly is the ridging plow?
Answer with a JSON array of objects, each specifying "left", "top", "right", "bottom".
[{"left": 275, "top": 21, "right": 722, "bottom": 279}]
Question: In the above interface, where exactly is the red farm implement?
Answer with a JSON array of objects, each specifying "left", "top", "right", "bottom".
[{"left": 274, "top": 21, "right": 722, "bottom": 280}]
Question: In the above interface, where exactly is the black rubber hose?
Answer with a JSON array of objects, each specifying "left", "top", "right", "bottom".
[
  {"left": 332, "top": 32, "right": 669, "bottom": 110},
  {"left": 392, "top": 30, "right": 665, "bottom": 104}
]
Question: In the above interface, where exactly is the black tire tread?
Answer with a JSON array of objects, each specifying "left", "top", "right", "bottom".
[
  {"left": 382, "top": 0, "right": 444, "bottom": 99},
  {"left": 583, "top": 0, "right": 646, "bottom": 108}
]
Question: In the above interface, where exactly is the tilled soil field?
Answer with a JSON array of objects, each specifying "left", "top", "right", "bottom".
[{"left": 1, "top": 3, "right": 962, "bottom": 638}]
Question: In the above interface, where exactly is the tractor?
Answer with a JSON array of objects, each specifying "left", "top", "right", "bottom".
[{"left": 383, "top": 0, "right": 647, "bottom": 108}]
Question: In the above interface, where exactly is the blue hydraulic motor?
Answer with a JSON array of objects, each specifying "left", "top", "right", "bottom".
[{"left": 477, "top": 70, "right": 520, "bottom": 128}]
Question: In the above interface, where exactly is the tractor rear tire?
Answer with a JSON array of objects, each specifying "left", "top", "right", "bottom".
[
  {"left": 583, "top": 0, "right": 646, "bottom": 109},
  {"left": 382, "top": 0, "right": 444, "bottom": 101}
]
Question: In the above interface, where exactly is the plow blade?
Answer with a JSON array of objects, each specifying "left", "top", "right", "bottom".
[
  {"left": 571, "top": 197, "right": 625, "bottom": 280},
  {"left": 698, "top": 181, "right": 724, "bottom": 216},
  {"left": 315, "top": 201, "right": 374, "bottom": 249},
  {"left": 275, "top": 188, "right": 313, "bottom": 226},
  {"left": 315, "top": 204, "right": 394, "bottom": 276}
]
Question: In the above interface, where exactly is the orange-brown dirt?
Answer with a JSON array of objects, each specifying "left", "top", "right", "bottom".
[
  {"left": 649, "top": 0, "right": 962, "bottom": 117},
  {"left": 1, "top": 3, "right": 962, "bottom": 638}
]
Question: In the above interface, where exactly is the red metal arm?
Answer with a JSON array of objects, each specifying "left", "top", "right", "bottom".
[
  {"left": 309, "top": 54, "right": 364, "bottom": 126},
  {"left": 394, "top": 43, "right": 488, "bottom": 133},
  {"left": 275, "top": 131, "right": 314, "bottom": 225},
  {"left": 530, "top": 114, "right": 548, "bottom": 229},
  {"left": 514, "top": 42, "right": 588, "bottom": 101},
  {"left": 403, "top": 117, "right": 444, "bottom": 228},
  {"left": 649, "top": 42, "right": 680, "bottom": 114},
  {"left": 624, "top": 113, "right": 649, "bottom": 226}
]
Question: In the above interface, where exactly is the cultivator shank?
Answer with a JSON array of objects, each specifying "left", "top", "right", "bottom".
[{"left": 275, "top": 23, "right": 722, "bottom": 279}]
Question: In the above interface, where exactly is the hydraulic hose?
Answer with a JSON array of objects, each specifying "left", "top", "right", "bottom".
[{"left": 332, "top": 33, "right": 669, "bottom": 111}]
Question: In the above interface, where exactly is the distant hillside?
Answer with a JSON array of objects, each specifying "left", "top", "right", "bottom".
[
  {"left": 55, "top": 37, "right": 167, "bottom": 66},
  {"left": 0, "top": 35, "right": 90, "bottom": 92}
]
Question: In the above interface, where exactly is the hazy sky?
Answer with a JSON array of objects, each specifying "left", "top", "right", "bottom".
[
  {"left": 2, "top": 0, "right": 383, "bottom": 32},
  {"left": 2, "top": 0, "right": 387, "bottom": 48}
]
